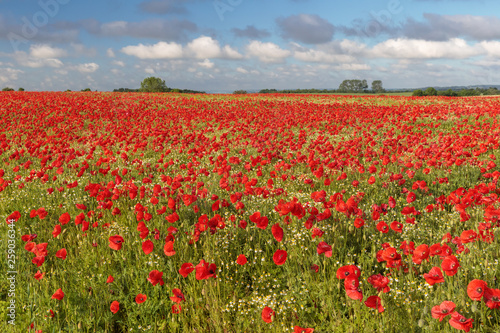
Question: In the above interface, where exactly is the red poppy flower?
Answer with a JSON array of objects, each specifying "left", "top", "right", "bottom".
[
  {"left": 165, "top": 212, "right": 179, "bottom": 223},
  {"left": 135, "top": 294, "right": 147, "bottom": 304},
  {"left": 147, "top": 270, "right": 164, "bottom": 286},
  {"left": 261, "top": 306, "right": 275, "bottom": 323},
  {"left": 412, "top": 244, "right": 429, "bottom": 265},
  {"left": 106, "top": 275, "right": 114, "bottom": 283},
  {"left": 55, "top": 248, "right": 67, "bottom": 260},
  {"left": 365, "top": 295, "right": 384, "bottom": 313},
  {"left": 52, "top": 289, "right": 64, "bottom": 300},
  {"left": 171, "top": 304, "right": 182, "bottom": 314},
  {"left": 448, "top": 311, "right": 473, "bottom": 332},
  {"left": 273, "top": 249, "right": 287, "bottom": 265},
  {"left": 353, "top": 218, "right": 364, "bottom": 228},
  {"left": 483, "top": 288, "right": 500, "bottom": 309},
  {"left": 367, "top": 274, "right": 390, "bottom": 293},
  {"left": 376, "top": 221, "right": 389, "bottom": 233},
  {"left": 6, "top": 211, "right": 21, "bottom": 224},
  {"left": 406, "top": 192, "right": 416, "bottom": 203},
  {"left": 110, "top": 301, "right": 120, "bottom": 314},
  {"left": 336, "top": 265, "right": 361, "bottom": 280},
  {"left": 52, "top": 224, "right": 61, "bottom": 238},
  {"left": 316, "top": 241, "right": 332, "bottom": 257},
  {"left": 32, "top": 256, "right": 45, "bottom": 267},
  {"left": 344, "top": 277, "right": 363, "bottom": 301},
  {"left": 164, "top": 240, "right": 176, "bottom": 256},
  {"left": 236, "top": 254, "right": 247, "bottom": 265},
  {"left": 195, "top": 259, "right": 217, "bottom": 280},
  {"left": 75, "top": 203, "right": 86, "bottom": 210},
  {"left": 271, "top": 223, "right": 284, "bottom": 242},
  {"left": 441, "top": 255, "right": 460, "bottom": 276},
  {"left": 142, "top": 240, "right": 154, "bottom": 255},
  {"left": 423, "top": 267, "right": 445, "bottom": 286},
  {"left": 34, "top": 270, "right": 45, "bottom": 280},
  {"left": 179, "top": 263, "right": 194, "bottom": 278},
  {"left": 460, "top": 230, "right": 477, "bottom": 244},
  {"left": 390, "top": 221, "right": 403, "bottom": 233},
  {"left": 294, "top": 326, "right": 314, "bottom": 333},
  {"left": 108, "top": 235, "right": 124, "bottom": 250},
  {"left": 431, "top": 301, "right": 455, "bottom": 321},
  {"left": 59, "top": 212, "right": 71, "bottom": 225},
  {"left": 170, "top": 288, "right": 185, "bottom": 304},
  {"left": 311, "top": 227, "right": 324, "bottom": 239},
  {"left": 467, "top": 279, "right": 487, "bottom": 301}
]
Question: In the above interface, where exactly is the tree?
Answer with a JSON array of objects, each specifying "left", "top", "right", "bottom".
[
  {"left": 338, "top": 79, "right": 368, "bottom": 93},
  {"left": 2, "top": 87, "right": 14, "bottom": 91},
  {"left": 18, "top": 87, "right": 25, "bottom": 91},
  {"left": 412, "top": 89, "right": 424, "bottom": 96},
  {"left": 371, "top": 80, "right": 385, "bottom": 93},
  {"left": 140, "top": 77, "right": 169, "bottom": 93},
  {"left": 424, "top": 87, "right": 438, "bottom": 96},
  {"left": 81, "top": 88, "right": 91, "bottom": 92},
  {"left": 233, "top": 90, "right": 247, "bottom": 94}
]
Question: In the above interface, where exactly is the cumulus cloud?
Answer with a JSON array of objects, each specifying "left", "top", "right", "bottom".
[
  {"left": 29, "top": 45, "right": 68, "bottom": 59},
  {"left": 75, "top": 63, "right": 99, "bottom": 73},
  {"left": 121, "top": 41, "right": 184, "bottom": 59},
  {"left": 370, "top": 38, "right": 481, "bottom": 59},
  {"left": 121, "top": 36, "right": 242, "bottom": 60},
  {"left": 277, "top": 14, "right": 334, "bottom": 44},
  {"left": 245, "top": 41, "right": 291, "bottom": 63}
]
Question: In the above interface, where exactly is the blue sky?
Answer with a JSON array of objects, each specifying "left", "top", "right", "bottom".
[{"left": 1, "top": 0, "right": 500, "bottom": 92}]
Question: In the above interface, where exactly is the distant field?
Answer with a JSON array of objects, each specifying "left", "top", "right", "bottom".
[{"left": 1, "top": 92, "right": 499, "bottom": 332}]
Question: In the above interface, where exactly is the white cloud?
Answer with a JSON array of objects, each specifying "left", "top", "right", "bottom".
[
  {"left": 121, "top": 36, "right": 242, "bottom": 60},
  {"left": 478, "top": 41, "right": 500, "bottom": 57},
  {"left": 30, "top": 45, "right": 68, "bottom": 59},
  {"left": 187, "top": 36, "right": 222, "bottom": 59},
  {"left": 121, "top": 41, "right": 183, "bottom": 59},
  {"left": 246, "top": 41, "right": 291, "bottom": 63},
  {"left": 198, "top": 59, "right": 214, "bottom": 69},
  {"left": 145, "top": 68, "right": 155, "bottom": 74},
  {"left": 236, "top": 67, "right": 248, "bottom": 74},
  {"left": 371, "top": 38, "right": 480, "bottom": 59},
  {"left": 107, "top": 48, "right": 116, "bottom": 58},
  {"left": 111, "top": 60, "right": 125, "bottom": 67},
  {"left": 75, "top": 63, "right": 99, "bottom": 73}
]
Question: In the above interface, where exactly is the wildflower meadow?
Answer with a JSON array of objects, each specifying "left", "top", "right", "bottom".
[{"left": 0, "top": 92, "right": 499, "bottom": 332}]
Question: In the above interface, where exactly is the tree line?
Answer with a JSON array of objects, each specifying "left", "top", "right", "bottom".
[
  {"left": 413, "top": 87, "right": 500, "bottom": 97},
  {"left": 259, "top": 80, "right": 386, "bottom": 94}
]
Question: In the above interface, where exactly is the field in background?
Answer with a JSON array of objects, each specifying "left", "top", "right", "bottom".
[{"left": 1, "top": 92, "right": 499, "bottom": 332}]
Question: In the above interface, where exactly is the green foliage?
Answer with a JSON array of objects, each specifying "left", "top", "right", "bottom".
[
  {"left": 371, "top": 80, "right": 385, "bottom": 93},
  {"left": 233, "top": 90, "right": 248, "bottom": 94},
  {"left": 2, "top": 87, "right": 14, "bottom": 91},
  {"left": 140, "top": 77, "right": 169, "bottom": 93},
  {"left": 18, "top": 88, "right": 25, "bottom": 92},
  {"left": 81, "top": 88, "right": 92, "bottom": 92},
  {"left": 338, "top": 79, "right": 368, "bottom": 93}
]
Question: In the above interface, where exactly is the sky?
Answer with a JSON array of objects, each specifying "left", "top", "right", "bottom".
[{"left": 1, "top": 0, "right": 500, "bottom": 92}]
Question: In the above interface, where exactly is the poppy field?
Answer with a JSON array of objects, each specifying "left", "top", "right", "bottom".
[{"left": 1, "top": 91, "right": 500, "bottom": 332}]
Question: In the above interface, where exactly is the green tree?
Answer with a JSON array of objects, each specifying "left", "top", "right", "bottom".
[
  {"left": 371, "top": 80, "right": 385, "bottom": 93},
  {"left": 81, "top": 88, "right": 91, "bottom": 92},
  {"left": 140, "top": 77, "right": 169, "bottom": 93},
  {"left": 412, "top": 89, "right": 424, "bottom": 96},
  {"left": 18, "top": 87, "right": 25, "bottom": 91},
  {"left": 2, "top": 87, "right": 14, "bottom": 91},
  {"left": 233, "top": 90, "right": 247, "bottom": 94},
  {"left": 424, "top": 87, "right": 438, "bottom": 96}
]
